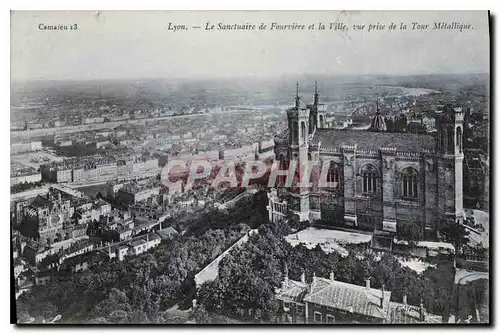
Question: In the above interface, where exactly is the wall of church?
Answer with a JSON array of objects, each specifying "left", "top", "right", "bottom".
[
  {"left": 424, "top": 158, "right": 439, "bottom": 234},
  {"left": 353, "top": 154, "right": 384, "bottom": 230}
]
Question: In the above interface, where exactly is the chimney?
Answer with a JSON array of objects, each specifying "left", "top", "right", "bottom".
[
  {"left": 365, "top": 278, "right": 371, "bottom": 290},
  {"left": 380, "top": 284, "right": 385, "bottom": 309},
  {"left": 330, "top": 271, "right": 335, "bottom": 282},
  {"left": 403, "top": 294, "right": 408, "bottom": 306},
  {"left": 419, "top": 299, "right": 425, "bottom": 322},
  {"left": 301, "top": 272, "right": 306, "bottom": 284}
]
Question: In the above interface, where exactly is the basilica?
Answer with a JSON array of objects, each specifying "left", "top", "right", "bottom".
[{"left": 267, "top": 82, "right": 465, "bottom": 244}]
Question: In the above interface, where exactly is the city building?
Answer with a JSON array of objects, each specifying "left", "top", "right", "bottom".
[
  {"left": 11, "top": 164, "right": 41, "bottom": 186},
  {"left": 20, "top": 189, "right": 74, "bottom": 244},
  {"left": 11, "top": 141, "right": 43, "bottom": 154},
  {"left": 115, "top": 179, "right": 161, "bottom": 206}
]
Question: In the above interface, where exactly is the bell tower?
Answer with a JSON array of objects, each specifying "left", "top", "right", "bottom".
[
  {"left": 286, "top": 82, "right": 311, "bottom": 221},
  {"left": 306, "top": 81, "right": 328, "bottom": 131},
  {"left": 435, "top": 104, "right": 465, "bottom": 232},
  {"left": 287, "top": 82, "right": 310, "bottom": 147},
  {"left": 308, "top": 81, "right": 319, "bottom": 133}
]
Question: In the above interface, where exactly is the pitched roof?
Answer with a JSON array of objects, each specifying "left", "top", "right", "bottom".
[
  {"left": 277, "top": 276, "right": 392, "bottom": 320},
  {"left": 31, "top": 195, "right": 50, "bottom": 208},
  {"left": 388, "top": 302, "right": 443, "bottom": 324},
  {"left": 312, "top": 129, "right": 435, "bottom": 152},
  {"left": 157, "top": 227, "right": 179, "bottom": 239},
  {"left": 303, "top": 278, "right": 392, "bottom": 320},
  {"left": 130, "top": 239, "right": 147, "bottom": 247},
  {"left": 276, "top": 279, "right": 308, "bottom": 303}
]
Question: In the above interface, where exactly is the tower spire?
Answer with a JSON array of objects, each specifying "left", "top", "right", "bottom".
[
  {"left": 295, "top": 82, "right": 301, "bottom": 108},
  {"left": 314, "top": 80, "right": 319, "bottom": 105},
  {"left": 376, "top": 99, "right": 380, "bottom": 115}
]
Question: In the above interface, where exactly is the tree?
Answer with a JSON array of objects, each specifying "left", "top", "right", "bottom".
[
  {"left": 397, "top": 220, "right": 423, "bottom": 248},
  {"left": 440, "top": 222, "right": 470, "bottom": 252},
  {"left": 190, "top": 304, "right": 211, "bottom": 324}
]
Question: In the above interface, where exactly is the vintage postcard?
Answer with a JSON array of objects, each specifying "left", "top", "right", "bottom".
[{"left": 10, "top": 10, "right": 490, "bottom": 325}]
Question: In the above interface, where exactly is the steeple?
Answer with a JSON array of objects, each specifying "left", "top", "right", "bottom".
[
  {"left": 369, "top": 99, "right": 386, "bottom": 132},
  {"left": 314, "top": 80, "right": 319, "bottom": 105},
  {"left": 295, "top": 82, "right": 301, "bottom": 108}
]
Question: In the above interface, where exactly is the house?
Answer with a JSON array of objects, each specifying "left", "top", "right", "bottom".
[
  {"left": 388, "top": 299, "right": 443, "bottom": 324},
  {"left": 118, "top": 227, "right": 133, "bottom": 241},
  {"left": 145, "top": 232, "right": 162, "bottom": 249},
  {"left": 156, "top": 226, "right": 179, "bottom": 240},
  {"left": 277, "top": 270, "right": 443, "bottom": 324},
  {"left": 128, "top": 239, "right": 148, "bottom": 256},
  {"left": 23, "top": 241, "right": 52, "bottom": 265},
  {"left": 60, "top": 253, "right": 90, "bottom": 273},
  {"left": 128, "top": 233, "right": 161, "bottom": 256},
  {"left": 116, "top": 245, "right": 129, "bottom": 261},
  {"left": 35, "top": 270, "right": 56, "bottom": 286},
  {"left": 278, "top": 272, "right": 391, "bottom": 324}
]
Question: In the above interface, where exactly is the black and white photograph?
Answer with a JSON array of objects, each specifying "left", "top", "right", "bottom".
[{"left": 9, "top": 10, "right": 490, "bottom": 325}]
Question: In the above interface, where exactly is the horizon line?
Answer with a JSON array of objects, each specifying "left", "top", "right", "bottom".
[{"left": 11, "top": 72, "right": 490, "bottom": 84}]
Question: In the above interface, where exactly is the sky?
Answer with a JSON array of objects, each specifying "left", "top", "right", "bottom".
[{"left": 10, "top": 10, "right": 490, "bottom": 81}]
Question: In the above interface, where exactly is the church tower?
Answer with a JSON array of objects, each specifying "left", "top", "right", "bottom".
[
  {"left": 307, "top": 81, "right": 328, "bottom": 130},
  {"left": 308, "top": 81, "right": 319, "bottom": 133},
  {"left": 286, "top": 83, "right": 310, "bottom": 221},
  {"left": 435, "top": 104, "right": 465, "bottom": 231}
]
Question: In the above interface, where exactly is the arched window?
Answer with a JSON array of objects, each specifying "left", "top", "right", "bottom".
[
  {"left": 319, "top": 115, "right": 325, "bottom": 128},
  {"left": 402, "top": 168, "right": 419, "bottom": 199},
  {"left": 447, "top": 126, "right": 454, "bottom": 153},
  {"left": 456, "top": 126, "right": 463, "bottom": 153},
  {"left": 300, "top": 121, "right": 306, "bottom": 144},
  {"left": 362, "top": 167, "right": 377, "bottom": 194}
]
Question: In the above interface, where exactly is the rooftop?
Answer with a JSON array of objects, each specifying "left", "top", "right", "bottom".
[
  {"left": 156, "top": 227, "right": 179, "bottom": 239},
  {"left": 130, "top": 239, "right": 147, "bottom": 247},
  {"left": 312, "top": 129, "right": 435, "bottom": 152},
  {"left": 388, "top": 302, "right": 443, "bottom": 324},
  {"left": 302, "top": 277, "right": 392, "bottom": 320}
]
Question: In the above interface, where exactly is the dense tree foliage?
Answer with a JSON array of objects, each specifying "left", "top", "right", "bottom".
[
  {"left": 15, "top": 192, "right": 267, "bottom": 324},
  {"left": 11, "top": 181, "right": 45, "bottom": 194},
  {"left": 197, "top": 218, "right": 456, "bottom": 323},
  {"left": 396, "top": 220, "right": 423, "bottom": 247},
  {"left": 440, "top": 221, "right": 470, "bottom": 252}
]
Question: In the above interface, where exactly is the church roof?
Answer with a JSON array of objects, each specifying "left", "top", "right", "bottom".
[
  {"left": 369, "top": 113, "right": 387, "bottom": 132},
  {"left": 312, "top": 129, "right": 435, "bottom": 152},
  {"left": 31, "top": 195, "right": 50, "bottom": 208}
]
